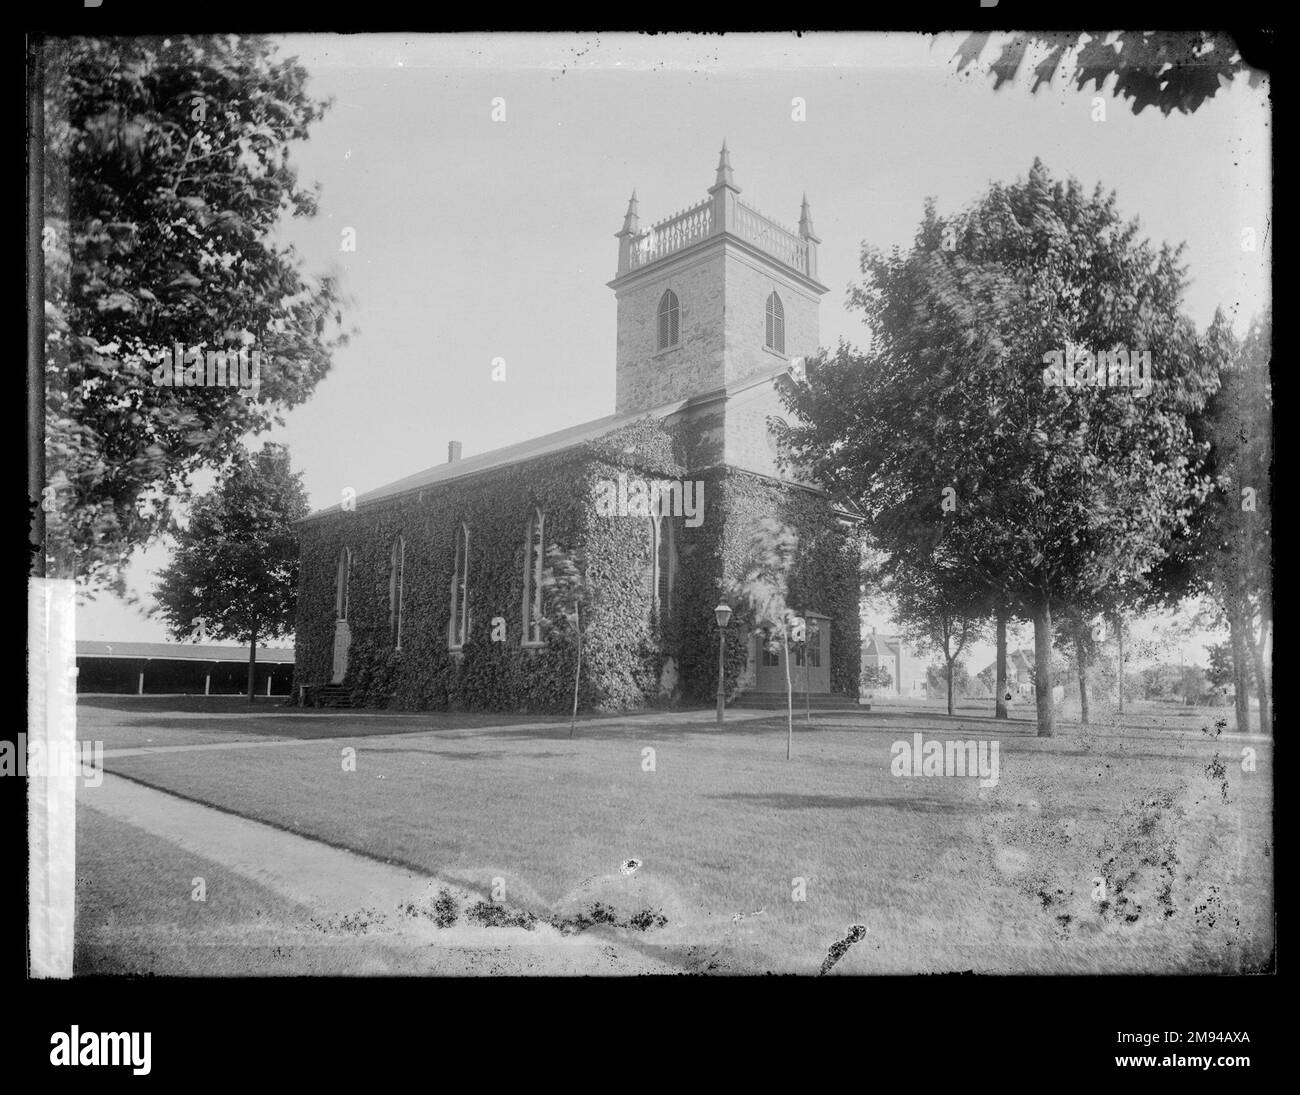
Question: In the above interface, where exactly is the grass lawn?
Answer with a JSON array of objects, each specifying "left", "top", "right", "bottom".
[{"left": 78, "top": 697, "right": 1274, "bottom": 975}]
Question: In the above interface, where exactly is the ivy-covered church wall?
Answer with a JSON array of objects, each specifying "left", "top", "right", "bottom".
[{"left": 293, "top": 414, "right": 861, "bottom": 711}]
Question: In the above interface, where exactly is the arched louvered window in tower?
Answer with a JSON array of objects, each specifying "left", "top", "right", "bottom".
[
  {"left": 765, "top": 291, "right": 785, "bottom": 354},
  {"left": 335, "top": 548, "right": 351, "bottom": 621},
  {"left": 389, "top": 536, "right": 405, "bottom": 648},
  {"left": 657, "top": 289, "right": 680, "bottom": 351},
  {"left": 522, "top": 509, "right": 545, "bottom": 644},
  {"left": 449, "top": 523, "right": 470, "bottom": 649}
]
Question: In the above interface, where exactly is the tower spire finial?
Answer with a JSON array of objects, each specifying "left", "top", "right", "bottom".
[
  {"left": 798, "top": 191, "right": 820, "bottom": 243},
  {"left": 617, "top": 188, "right": 640, "bottom": 237},
  {"left": 710, "top": 140, "right": 738, "bottom": 193}
]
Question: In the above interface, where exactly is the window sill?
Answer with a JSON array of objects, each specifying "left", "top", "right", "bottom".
[
  {"left": 521, "top": 641, "right": 547, "bottom": 652},
  {"left": 762, "top": 345, "right": 788, "bottom": 361},
  {"left": 651, "top": 344, "right": 681, "bottom": 360}
]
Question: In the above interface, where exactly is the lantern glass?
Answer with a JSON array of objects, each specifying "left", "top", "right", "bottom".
[{"left": 714, "top": 603, "right": 732, "bottom": 628}]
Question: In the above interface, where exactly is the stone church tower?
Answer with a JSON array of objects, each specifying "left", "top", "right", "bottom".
[{"left": 608, "top": 143, "right": 828, "bottom": 419}]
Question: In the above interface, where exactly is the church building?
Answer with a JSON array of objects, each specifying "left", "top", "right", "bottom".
[{"left": 293, "top": 146, "right": 863, "bottom": 712}]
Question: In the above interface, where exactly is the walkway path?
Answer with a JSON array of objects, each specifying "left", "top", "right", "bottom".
[{"left": 83, "top": 772, "right": 677, "bottom": 975}]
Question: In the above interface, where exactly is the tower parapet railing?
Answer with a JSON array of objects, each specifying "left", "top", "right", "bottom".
[{"left": 623, "top": 194, "right": 812, "bottom": 278}]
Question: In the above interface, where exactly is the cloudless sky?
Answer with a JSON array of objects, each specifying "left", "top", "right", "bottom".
[{"left": 76, "top": 32, "right": 1271, "bottom": 666}]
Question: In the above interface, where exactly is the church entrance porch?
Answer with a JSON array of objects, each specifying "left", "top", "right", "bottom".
[{"left": 751, "top": 611, "right": 830, "bottom": 695}]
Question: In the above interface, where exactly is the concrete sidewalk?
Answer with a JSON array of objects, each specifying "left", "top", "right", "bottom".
[{"left": 81, "top": 772, "right": 677, "bottom": 975}]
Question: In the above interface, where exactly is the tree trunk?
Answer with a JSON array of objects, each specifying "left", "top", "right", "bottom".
[
  {"left": 570, "top": 605, "right": 581, "bottom": 739},
  {"left": 804, "top": 645, "right": 811, "bottom": 724},
  {"left": 995, "top": 606, "right": 1008, "bottom": 719},
  {"left": 1228, "top": 595, "right": 1251, "bottom": 734},
  {"left": 246, "top": 624, "right": 258, "bottom": 702},
  {"left": 1075, "top": 632, "right": 1090, "bottom": 725},
  {"left": 1251, "top": 612, "right": 1271, "bottom": 735},
  {"left": 1032, "top": 597, "right": 1055, "bottom": 737},
  {"left": 945, "top": 657, "right": 955, "bottom": 716},
  {"left": 1115, "top": 613, "right": 1125, "bottom": 716},
  {"left": 784, "top": 632, "right": 793, "bottom": 761}
]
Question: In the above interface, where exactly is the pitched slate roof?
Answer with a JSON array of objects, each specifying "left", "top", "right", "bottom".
[
  {"left": 300, "top": 360, "right": 804, "bottom": 522},
  {"left": 75, "top": 641, "right": 296, "bottom": 664}
]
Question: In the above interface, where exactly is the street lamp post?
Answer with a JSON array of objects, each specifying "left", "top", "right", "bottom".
[{"left": 715, "top": 603, "right": 732, "bottom": 727}]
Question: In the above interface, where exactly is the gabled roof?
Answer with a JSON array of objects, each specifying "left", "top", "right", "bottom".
[
  {"left": 979, "top": 649, "right": 1035, "bottom": 676},
  {"left": 862, "top": 634, "right": 900, "bottom": 658},
  {"left": 76, "top": 641, "right": 296, "bottom": 664},
  {"left": 300, "top": 360, "right": 803, "bottom": 522}
]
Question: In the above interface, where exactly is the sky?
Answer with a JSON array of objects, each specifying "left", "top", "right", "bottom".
[{"left": 73, "top": 32, "right": 1271, "bottom": 666}]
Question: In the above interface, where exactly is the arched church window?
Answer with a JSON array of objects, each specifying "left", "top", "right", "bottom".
[
  {"left": 765, "top": 291, "right": 785, "bottom": 354},
  {"left": 389, "top": 536, "right": 405, "bottom": 649},
  {"left": 335, "top": 548, "right": 351, "bottom": 621},
  {"left": 449, "top": 523, "right": 470, "bottom": 649},
  {"left": 652, "top": 516, "right": 675, "bottom": 619},
  {"left": 657, "top": 290, "right": 680, "bottom": 351},
  {"left": 522, "top": 509, "right": 545, "bottom": 644}
]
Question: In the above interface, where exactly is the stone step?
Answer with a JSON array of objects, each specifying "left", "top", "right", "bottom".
[{"left": 732, "top": 692, "right": 867, "bottom": 712}]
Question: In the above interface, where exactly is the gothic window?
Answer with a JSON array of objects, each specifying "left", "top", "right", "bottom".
[
  {"left": 522, "top": 509, "right": 545, "bottom": 644},
  {"left": 449, "top": 523, "right": 470, "bottom": 648},
  {"left": 765, "top": 291, "right": 785, "bottom": 354},
  {"left": 657, "top": 289, "right": 680, "bottom": 351},
  {"left": 389, "top": 536, "right": 405, "bottom": 648},
  {"left": 651, "top": 516, "right": 675, "bottom": 620},
  {"left": 335, "top": 548, "right": 351, "bottom": 621}
]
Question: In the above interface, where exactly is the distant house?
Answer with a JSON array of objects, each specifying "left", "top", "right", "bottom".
[
  {"left": 978, "top": 648, "right": 1035, "bottom": 699},
  {"left": 860, "top": 629, "right": 926, "bottom": 698},
  {"left": 75, "top": 641, "right": 295, "bottom": 696}
]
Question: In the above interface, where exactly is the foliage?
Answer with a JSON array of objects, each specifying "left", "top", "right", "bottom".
[
  {"left": 153, "top": 443, "right": 308, "bottom": 695},
  {"left": 861, "top": 665, "right": 893, "bottom": 693},
  {"left": 951, "top": 31, "right": 1266, "bottom": 116},
  {"left": 781, "top": 159, "right": 1222, "bottom": 736},
  {"left": 42, "top": 35, "right": 349, "bottom": 590}
]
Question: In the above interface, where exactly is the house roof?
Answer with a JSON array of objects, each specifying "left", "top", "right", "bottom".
[
  {"left": 76, "top": 641, "right": 296, "bottom": 664},
  {"left": 979, "top": 649, "right": 1035, "bottom": 676},
  {"left": 862, "top": 634, "right": 901, "bottom": 658},
  {"left": 300, "top": 360, "right": 814, "bottom": 522}
]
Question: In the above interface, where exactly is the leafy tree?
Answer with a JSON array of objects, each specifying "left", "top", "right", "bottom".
[
  {"left": 1204, "top": 641, "right": 1243, "bottom": 697},
  {"left": 861, "top": 664, "right": 893, "bottom": 695},
  {"left": 1054, "top": 607, "right": 1103, "bottom": 724},
  {"left": 782, "top": 160, "right": 1220, "bottom": 736},
  {"left": 1190, "top": 312, "right": 1272, "bottom": 732},
  {"left": 42, "top": 35, "right": 349, "bottom": 591},
  {"left": 153, "top": 443, "right": 308, "bottom": 700},
  {"left": 951, "top": 31, "right": 1267, "bottom": 117},
  {"left": 890, "top": 560, "right": 984, "bottom": 717},
  {"left": 925, "top": 661, "right": 970, "bottom": 705}
]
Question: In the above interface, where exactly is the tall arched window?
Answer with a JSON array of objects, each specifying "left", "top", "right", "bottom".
[
  {"left": 653, "top": 516, "right": 675, "bottom": 620},
  {"left": 522, "top": 508, "right": 545, "bottom": 645},
  {"left": 449, "top": 523, "right": 470, "bottom": 649},
  {"left": 765, "top": 291, "right": 785, "bottom": 354},
  {"left": 657, "top": 289, "right": 680, "bottom": 351},
  {"left": 389, "top": 536, "right": 405, "bottom": 649},
  {"left": 335, "top": 548, "right": 351, "bottom": 621}
]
